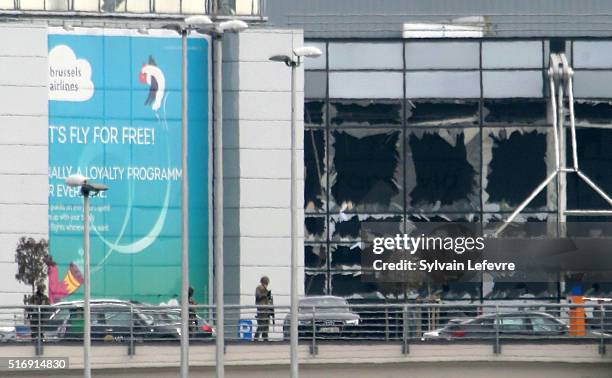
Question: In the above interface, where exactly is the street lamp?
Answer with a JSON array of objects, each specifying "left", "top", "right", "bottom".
[
  {"left": 164, "top": 16, "right": 247, "bottom": 378},
  {"left": 269, "top": 45, "right": 322, "bottom": 378},
  {"left": 65, "top": 174, "right": 108, "bottom": 378}
]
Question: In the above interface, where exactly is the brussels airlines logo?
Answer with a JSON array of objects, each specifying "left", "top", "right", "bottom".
[
  {"left": 139, "top": 56, "right": 165, "bottom": 111},
  {"left": 48, "top": 45, "right": 94, "bottom": 102}
]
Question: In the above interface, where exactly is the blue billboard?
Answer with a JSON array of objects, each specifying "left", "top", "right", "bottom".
[{"left": 47, "top": 30, "right": 209, "bottom": 305}]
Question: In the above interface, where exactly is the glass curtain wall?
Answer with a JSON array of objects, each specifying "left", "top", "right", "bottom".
[{"left": 304, "top": 39, "right": 612, "bottom": 301}]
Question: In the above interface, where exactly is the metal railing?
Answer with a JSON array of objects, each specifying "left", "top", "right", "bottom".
[
  {"left": 0, "top": 0, "right": 264, "bottom": 17},
  {"left": 0, "top": 302, "right": 609, "bottom": 356}
]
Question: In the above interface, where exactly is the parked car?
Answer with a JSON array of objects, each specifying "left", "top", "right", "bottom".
[
  {"left": 44, "top": 300, "right": 214, "bottom": 342},
  {"left": 139, "top": 307, "right": 215, "bottom": 339},
  {"left": 282, "top": 296, "right": 360, "bottom": 340},
  {"left": 422, "top": 311, "right": 570, "bottom": 340},
  {"left": 0, "top": 325, "right": 32, "bottom": 343}
]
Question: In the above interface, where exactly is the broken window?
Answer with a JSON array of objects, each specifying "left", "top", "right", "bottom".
[
  {"left": 483, "top": 213, "right": 551, "bottom": 237},
  {"left": 483, "top": 99, "right": 548, "bottom": 126},
  {"left": 305, "top": 245, "right": 327, "bottom": 269},
  {"left": 406, "top": 128, "right": 480, "bottom": 211},
  {"left": 330, "top": 214, "right": 402, "bottom": 241},
  {"left": 329, "top": 129, "right": 403, "bottom": 212},
  {"left": 330, "top": 271, "right": 378, "bottom": 298},
  {"left": 331, "top": 244, "right": 362, "bottom": 270},
  {"left": 305, "top": 101, "right": 325, "bottom": 127},
  {"left": 304, "top": 128, "right": 326, "bottom": 212},
  {"left": 329, "top": 100, "right": 402, "bottom": 127},
  {"left": 305, "top": 216, "right": 326, "bottom": 241},
  {"left": 483, "top": 128, "right": 551, "bottom": 212},
  {"left": 483, "top": 280, "right": 558, "bottom": 300},
  {"left": 574, "top": 101, "right": 612, "bottom": 127},
  {"left": 419, "top": 282, "right": 481, "bottom": 301},
  {"left": 567, "top": 127, "right": 612, "bottom": 209},
  {"left": 305, "top": 272, "right": 326, "bottom": 296},
  {"left": 406, "top": 100, "right": 479, "bottom": 128}
]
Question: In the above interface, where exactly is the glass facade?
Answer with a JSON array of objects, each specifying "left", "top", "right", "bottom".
[{"left": 304, "top": 39, "right": 612, "bottom": 301}]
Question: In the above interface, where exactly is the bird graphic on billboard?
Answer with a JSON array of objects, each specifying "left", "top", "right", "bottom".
[{"left": 139, "top": 56, "right": 166, "bottom": 111}]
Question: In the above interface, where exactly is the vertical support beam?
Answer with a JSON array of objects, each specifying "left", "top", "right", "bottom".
[
  {"left": 214, "top": 34, "right": 225, "bottom": 378},
  {"left": 83, "top": 192, "right": 91, "bottom": 378},
  {"left": 290, "top": 59, "right": 300, "bottom": 378},
  {"left": 557, "top": 78, "right": 567, "bottom": 238},
  {"left": 180, "top": 28, "right": 190, "bottom": 378}
]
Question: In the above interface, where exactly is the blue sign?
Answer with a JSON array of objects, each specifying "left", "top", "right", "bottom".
[{"left": 47, "top": 30, "right": 209, "bottom": 305}]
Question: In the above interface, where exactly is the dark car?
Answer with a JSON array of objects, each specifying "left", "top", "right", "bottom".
[
  {"left": 139, "top": 307, "right": 215, "bottom": 340},
  {"left": 422, "top": 311, "right": 569, "bottom": 340},
  {"left": 283, "top": 296, "right": 360, "bottom": 340},
  {"left": 44, "top": 300, "right": 214, "bottom": 342}
]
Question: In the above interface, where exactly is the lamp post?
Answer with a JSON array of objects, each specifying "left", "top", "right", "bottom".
[
  {"left": 65, "top": 174, "right": 108, "bottom": 378},
  {"left": 269, "top": 46, "right": 322, "bottom": 378},
  {"left": 165, "top": 16, "right": 247, "bottom": 378}
]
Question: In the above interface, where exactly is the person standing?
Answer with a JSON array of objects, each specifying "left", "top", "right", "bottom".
[
  {"left": 188, "top": 286, "right": 197, "bottom": 336},
  {"left": 254, "top": 276, "right": 274, "bottom": 341}
]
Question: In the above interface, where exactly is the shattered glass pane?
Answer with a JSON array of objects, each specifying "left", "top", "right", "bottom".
[
  {"left": 483, "top": 99, "right": 548, "bottom": 126},
  {"left": 304, "top": 128, "right": 326, "bottom": 212},
  {"left": 331, "top": 244, "right": 362, "bottom": 270},
  {"left": 305, "top": 244, "right": 327, "bottom": 269},
  {"left": 305, "top": 272, "right": 326, "bottom": 296},
  {"left": 567, "top": 127, "right": 612, "bottom": 210},
  {"left": 330, "top": 214, "right": 403, "bottom": 242},
  {"left": 419, "top": 282, "right": 481, "bottom": 301},
  {"left": 574, "top": 100, "right": 612, "bottom": 127},
  {"left": 407, "top": 213, "right": 480, "bottom": 223},
  {"left": 483, "top": 127, "right": 553, "bottom": 212},
  {"left": 329, "top": 100, "right": 402, "bottom": 127},
  {"left": 305, "top": 100, "right": 325, "bottom": 127},
  {"left": 330, "top": 271, "right": 378, "bottom": 298},
  {"left": 406, "top": 100, "right": 479, "bottom": 128},
  {"left": 406, "top": 128, "right": 480, "bottom": 212},
  {"left": 305, "top": 216, "right": 326, "bottom": 241},
  {"left": 483, "top": 278, "right": 558, "bottom": 300},
  {"left": 482, "top": 214, "right": 552, "bottom": 237},
  {"left": 329, "top": 129, "right": 403, "bottom": 213}
]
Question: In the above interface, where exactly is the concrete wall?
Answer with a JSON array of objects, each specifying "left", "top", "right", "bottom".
[
  {"left": 222, "top": 29, "right": 305, "bottom": 308},
  {"left": 0, "top": 25, "right": 48, "bottom": 305}
]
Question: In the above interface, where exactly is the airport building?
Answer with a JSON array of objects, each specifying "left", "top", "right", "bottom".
[{"left": 0, "top": 1, "right": 611, "bottom": 309}]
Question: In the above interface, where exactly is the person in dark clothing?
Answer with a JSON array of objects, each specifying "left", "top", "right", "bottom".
[
  {"left": 188, "top": 286, "right": 197, "bottom": 336},
  {"left": 254, "top": 276, "right": 274, "bottom": 341}
]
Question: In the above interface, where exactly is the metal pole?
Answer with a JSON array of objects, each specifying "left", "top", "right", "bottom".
[
  {"left": 180, "top": 28, "right": 190, "bottom": 378},
  {"left": 83, "top": 191, "right": 91, "bottom": 378},
  {"left": 214, "top": 34, "right": 225, "bottom": 378},
  {"left": 290, "top": 59, "right": 299, "bottom": 378}
]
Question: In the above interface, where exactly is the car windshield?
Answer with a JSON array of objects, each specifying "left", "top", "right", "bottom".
[{"left": 299, "top": 298, "right": 349, "bottom": 313}]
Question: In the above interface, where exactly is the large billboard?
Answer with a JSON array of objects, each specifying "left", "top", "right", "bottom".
[{"left": 47, "top": 29, "right": 209, "bottom": 305}]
